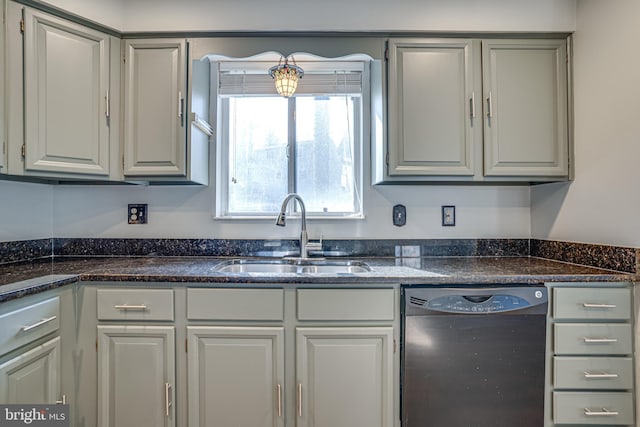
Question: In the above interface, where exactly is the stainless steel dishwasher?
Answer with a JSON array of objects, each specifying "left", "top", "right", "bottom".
[{"left": 402, "top": 286, "right": 548, "bottom": 427}]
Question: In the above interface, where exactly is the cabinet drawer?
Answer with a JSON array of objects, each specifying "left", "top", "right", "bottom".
[
  {"left": 97, "top": 289, "right": 174, "bottom": 321},
  {"left": 553, "top": 288, "right": 631, "bottom": 320},
  {"left": 554, "top": 357, "right": 633, "bottom": 390},
  {"left": 0, "top": 297, "right": 60, "bottom": 356},
  {"left": 187, "top": 289, "right": 284, "bottom": 321},
  {"left": 297, "top": 289, "right": 395, "bottom": 321},
  {"left": 553, "top": 392, "right": 634, "bottom": 425},
  {"left": 554, "top": 324, "right": 632, "bottom": 355}
]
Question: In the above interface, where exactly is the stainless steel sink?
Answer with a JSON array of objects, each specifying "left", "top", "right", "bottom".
[{"left": 213, "top": 259, "right": 371, "bottom": 274}]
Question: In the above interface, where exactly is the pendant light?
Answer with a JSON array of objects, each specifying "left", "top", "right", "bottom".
[{"left": 268, "top": 57, "right": 304, "bottom": 98}]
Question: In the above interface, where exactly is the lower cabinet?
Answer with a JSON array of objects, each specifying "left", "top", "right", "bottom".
[
  {"left": 296, "top": 327, "right": 394, "bottom": 427},
  {"left": 97, "top": 325, "right": 175, "bottom": 427},
  {"left": 0, "top": 292, "right": 65, "bottom": 405},
  {"left": 549, "top": 283, "right": 634, "bottom": 426},
  {"left": 0, "top": 337, "right": 60, "bottom": 403},
  {"left": 96, "top": 287, "right": 176, "bottom": 427},
  {"left": 185, "top": 287, "right": 398, "bottom": 427},
  {"left": 187, "top": 327, "right": 285, "bottom": 427}
]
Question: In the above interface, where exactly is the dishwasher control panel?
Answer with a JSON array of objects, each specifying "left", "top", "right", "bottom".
[
  {"left": 405, "top": 287, "right": 548, "bottom": 315},
  {"left": 427, "top": 294, "right": 531, "bottom": 313}
]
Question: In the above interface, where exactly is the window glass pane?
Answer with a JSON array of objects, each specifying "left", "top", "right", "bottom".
[
  {"left": 227, "top": 97, "right": 289, "bottom": 214},
  {"left": 295, "top": 96, "right": 358, "bottom": 213}
]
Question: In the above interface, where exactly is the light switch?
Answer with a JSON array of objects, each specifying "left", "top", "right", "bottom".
[
  {"left": 393, "top": 204, "right": 406, "bottom": 226},
  {"left": 442, "top": 205, "right": 455, "bottom": 226}
]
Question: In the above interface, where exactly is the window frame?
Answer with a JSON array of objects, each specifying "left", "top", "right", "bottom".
[{"left": 214, "top": 59, "right": 369, "bottom": 220}]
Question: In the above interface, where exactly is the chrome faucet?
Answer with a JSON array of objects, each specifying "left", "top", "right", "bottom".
[{"left": 275, "top": 193, "right": 321, "bottom": 259}]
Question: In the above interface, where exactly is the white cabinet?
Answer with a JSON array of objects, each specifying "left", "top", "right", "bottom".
[
  {"left": 97, "top": 325, "right": 175, "bottom": 427},
  {"left": 386, "top": 39, "right": 478, "bottom": 177},
  {"left": 0, "top": 294, "right": 63, "bottom": 405},
  {"left": 185, "top": 287, "right": 398, "bottom": 427},
  {"left": 123, "top": 39, "right": 210, "bottom": 184},
  {"left": 187, "top": 327, "right": 285, "bottom": 427},
  {"left": 548, "top": 283, "right": 634, "bottom": 426},
  {"left": 296, "top": 327, "right": 394, "bottom": 427},
  {"left": 96, "top": 288, "right": 176, "bottom": 427},
  {"left": 482, "top": 39, "right": 569, "bottom": 177},
  {"left": 381, "top": 37, "right": 570, "bottom": 183},
  {"left": 0, "top": 337, "right": 60, "bottom": 404},
  {"left": 3, "top": 1, "right": 121, "bottom": 180}
]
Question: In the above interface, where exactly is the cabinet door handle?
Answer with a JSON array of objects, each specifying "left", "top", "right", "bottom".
[
  {"left": 56, "top": 395, "right": 67, "bottom": 405},
  {"left": 105, "top": 91, "right": 110, "bottom": 119},
  {"left": 20, "top": 316, "right": 57, "bottom": 333},
  {"left": 486, "top": 91, "right": 493, "bottom": 118},
  {"left": 583, "top": 303, "right": 617, "bottom": 309},
  {"left": 584, "top": 407, "right": 619, "bottom": 417},
  {"left": 178, "top": 91, "right": 184, "bottom": 126},
  {"left": 470, "top": 92, "right": 476, "bottom": 119},
  {"left": 114, "top": 304, "right": 148, "bottom": 311},
  {"left": 583, "top": 337, "right": 618, "bottom": 343},
  {"left": 297, "top": 383, "right": 302, "bottom": 417},
  {"left": 584, "top": 371, "right": 619, "bottom": 379},
  {"left": 164, "top": 383, "right": 172, "bottom": 417},
  {"left": 277, "top": 384, "right": 282, "bottom": 417}
]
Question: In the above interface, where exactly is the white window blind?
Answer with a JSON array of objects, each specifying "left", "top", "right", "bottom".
[{"left": 218, "top": 61, "right": 365, "bottom": 95}]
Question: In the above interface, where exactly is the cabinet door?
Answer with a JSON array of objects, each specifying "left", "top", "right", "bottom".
[
  {"left": 296, "top": 327, "right": 394, "bottom": 427},
  {"left": 387, "top": 39, "right": 478, "bottom": 177},
  {"left": 97, "top": 325, "right": 175, "bottom": 427},
  {"left": 482, "top": 39, "right": 569, "bottom": 177},
  {"left": 0, "top": 336, "right": 60, "bottom": 404},
  {"left": 187, "top": 326, "right": 285, "bottom": 427},
  {"left": 23, "top": 8, "right": 110, "bottom": 176},
  {"left": 124, "top": 39, "right": 187, "bottom": 177}
]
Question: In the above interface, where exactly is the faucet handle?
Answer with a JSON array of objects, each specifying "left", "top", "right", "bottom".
[{"left": 306, "top": 233, "right": 323, "bottom": 253}]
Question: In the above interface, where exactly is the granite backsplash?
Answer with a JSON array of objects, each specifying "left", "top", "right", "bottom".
[{"left": 0, "top": 238, "right": 637, "bottom": 274}]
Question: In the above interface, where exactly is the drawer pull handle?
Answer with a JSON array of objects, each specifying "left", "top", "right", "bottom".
[
  {"left": 114, "top": 304, "right": 148, "bottom": 311},
  {"left": 584, "top": 407, "right": 619, "bottom": 417},
  {"left": 583, "top": 303, "right": 617, "bottom": 309},
  {"left": 297, "top": 383, "right": 302, "bottom": 417},
  {"left": 583, "top": 337, "right": 618, "bottom": 344},
  {"left": 584, "top": 371, "right": 619, "bottom": 379},
  {"left": 20, "top": 315, "right": 57, "bottom": 333}
]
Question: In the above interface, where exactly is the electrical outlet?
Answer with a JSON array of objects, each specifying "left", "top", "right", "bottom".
[
  {"left": 128, "top": 204, "right": 148, "bottom": 224},
  {"left": 442, "top": 205, "right": 455, "bottom": 226}
]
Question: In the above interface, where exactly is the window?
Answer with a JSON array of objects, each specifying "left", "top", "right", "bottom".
[{"left": 215, "top": 58, "right": 367, "bottom": 219}]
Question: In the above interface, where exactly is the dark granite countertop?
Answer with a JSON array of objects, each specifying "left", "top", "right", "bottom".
[{"left": 0, "top": 255, "right": 634, "bottom": 304}]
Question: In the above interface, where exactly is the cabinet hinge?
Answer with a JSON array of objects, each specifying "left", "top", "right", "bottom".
[
  {"left": 393, "top": 339, "right": 396, "bottom": 354},
  {"left": 19, "top": 18, "right": 24, "bottom": 33},
  {"left": 185, "top": 339, "right": 188, "bottom": 353},
  {"left": 95, "top": 338, "right": 98, "bottom": 352},
  {"left": 2, "top": 141, "right": 5, "bottom": 155},
  {"left": 122, "top": 156, "right": 125, "bottom": 170},
  {"left": 21, "top": 144, "right": 25, "bottom": 158},
  {"left": 385, "top": 47, "right": 389, "bottom": 61},
  {"left": 385, "top": 152, "right": 389, "bottom": 167}
]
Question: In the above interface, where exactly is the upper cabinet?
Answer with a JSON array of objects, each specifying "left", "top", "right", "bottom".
[
  {"left": 379, "top": 37, "right": 570, "bottom": 184},
  {"left": 482, "top": 39, "right": 568, "bottom": 177},
  {"left": 123, "top": 38, "right": 210, "bottom": 184},
  {"left": 3, "top": 2, "right": 121, "bottom": 180}
]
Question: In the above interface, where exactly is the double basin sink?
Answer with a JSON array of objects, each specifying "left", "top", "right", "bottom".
[{"left": 213, "top": 258, "right": 371, "bottom": 274}]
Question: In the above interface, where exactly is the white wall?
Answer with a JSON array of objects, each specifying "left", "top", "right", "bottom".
[
  {"left": 52, "top": 183, "right": 531, "bottom": 239},
  {"left": 118, "top": 0, "right": 576, "bottom": 32},
  {"left": 39, "top": 0, "right": 576, "bottom": 33},
  {"left": 38, "top": 0, "right": 124, "bottom": 30},
  {"left": 0, "top": 180, "right": 53, "bottom": 242},
  {"left": 531, "top": 0, "right": 640, "bottom": 248}
]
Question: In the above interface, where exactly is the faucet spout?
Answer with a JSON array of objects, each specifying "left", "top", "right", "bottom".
[{"left": 275, "top": 193, "right": 310, "bottom": 258}]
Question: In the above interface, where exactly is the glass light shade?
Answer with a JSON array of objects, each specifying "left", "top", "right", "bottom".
[{"left": 269, "top": 63, "right": 304, "bottom": 97}]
